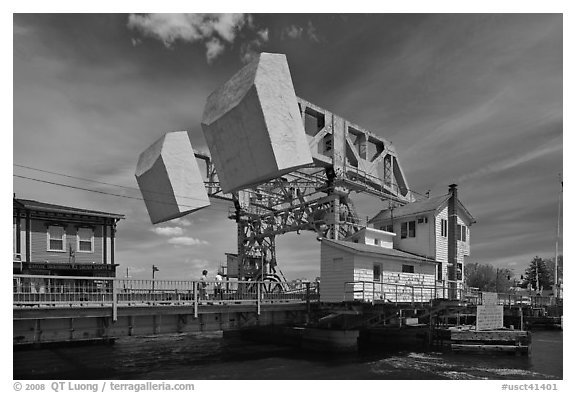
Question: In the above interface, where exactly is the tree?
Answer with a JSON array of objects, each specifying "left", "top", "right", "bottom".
[
  {"left": 464, "top": 262, "right": 513, "bottom": 292},
  {"left": 543, "top": 254, "right": 563, "bottom": 286},
  {"left": 524, "top": 256, "right": 553, "bottom": 291}
]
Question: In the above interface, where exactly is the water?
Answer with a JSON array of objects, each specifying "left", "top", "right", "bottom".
[{"left": 13, "top": 330, "right": 562, "bottom": 380}]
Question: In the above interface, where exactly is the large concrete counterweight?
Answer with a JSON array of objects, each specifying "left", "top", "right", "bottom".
[
  {"left": 135, "top": 131, "right": 210, "bottom": 224},
  {"left": 202, "top": 52, "right": 313, "bottom": 193}
]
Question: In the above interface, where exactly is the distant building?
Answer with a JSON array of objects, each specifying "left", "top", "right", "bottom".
[{"left": 13, "top": 197, "right": 124, "bottom": 277}]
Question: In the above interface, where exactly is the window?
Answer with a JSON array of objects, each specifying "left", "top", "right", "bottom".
[
  {"left": 47, "top": 225, "right": 66, "bottom": 252},
  {"left": 408, "top": 221, "right": 416, "bottom": 238},
  {"left": 402, "top": 265, "right": 415, "bottom": 273},
  {"left": 441, "top": 219, "right": 447, "bottom": 237},
  {"left": 381, "top": 224, "right": 394, "bottom": 233},
  {"left": 77, "top": 227, "right": 94, "bottom": 253},
  {"left": 401, "top": 221, "right": 416, "bottom": 239},
  {"left": 417, "top": 217, "right": 428, "bottom": 224},
  {"left": 437, "top": 263, "right": 443, "bottom": 281},
  {"left": 373, "top": 264, "right": 382, "bottom": 282},
  {"left": 375, "top": 238, "right": 380, "bottom": 246},
  {"left": 457, "top": 224, "right": 467, "bottom": 241}
]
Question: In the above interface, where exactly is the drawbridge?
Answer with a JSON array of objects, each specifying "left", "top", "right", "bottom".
[{"left": 135, "top": 53, "right": 415, "bottom": 284}]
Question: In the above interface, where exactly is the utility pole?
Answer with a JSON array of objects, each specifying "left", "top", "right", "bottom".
[
  {"left": 536, "top": 261, "right": 540, "bottom": 294},
  {"left": 554, "top": 173, "right": 562, "bottom": 299}
]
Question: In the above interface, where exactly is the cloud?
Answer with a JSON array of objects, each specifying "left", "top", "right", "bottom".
[
  {"left": 151, "top": 226, "right": 184, "bottom": 236},
  {"left": 170, "top": 218, "right": 193, "bottom": 226},
  {"left": 168, "top": 236, "right": 209, "bottom": 246},
  {"left": 239, "top": 27, "right": 269, "bottom": 64},
  {"left": 282, "top": 25, "right": 303, "bottom": 39},
  {"left": 281, "top": 22, "right": 320, "bottom": 42},
  {"left": 205, "top": 38, "right": 225, "bottom": 64},
  {"left": 127, "top": 13, "right": 267, "bottom": 64},
  {"left": 306, "top": 21, "right": 320, "bottom": 42},
  {"left": 456, "top": 137, "right": 562, "bottom": 183}
]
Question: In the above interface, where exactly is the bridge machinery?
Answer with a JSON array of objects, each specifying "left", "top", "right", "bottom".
[{"left": 135, "top": 53, "right": 414, "bottom": 286}]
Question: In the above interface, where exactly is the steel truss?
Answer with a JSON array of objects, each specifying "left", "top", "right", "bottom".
[{"left": 194, "top": 97, "right": 415, "bottom": 282}]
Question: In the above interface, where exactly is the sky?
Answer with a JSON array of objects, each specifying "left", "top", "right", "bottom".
[{"left": 12, "top": 13, "right": 564, "bottom": 281}]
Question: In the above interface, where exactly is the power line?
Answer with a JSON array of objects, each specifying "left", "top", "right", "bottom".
[
  {"left": 14, "top": 163, "right": 435, "bottom": 225},
  {"left": 13, "top": 174, "right": 232, "bottom": 214},
  {"left": 14, "top": 163, "right": 214, "bottom": 205}
]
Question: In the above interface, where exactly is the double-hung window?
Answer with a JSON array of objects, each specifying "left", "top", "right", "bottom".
[
  {"left": 401, "top": 221, "right": 416, "bottom": 239},
  {"left": 408, "top": 221, "right": 416, "bottom": 237},
  {"left": 441, "top": 219, "right": 448, "bottom": 237},
  {"left": 47, "top": 225, "right": 66, "bottom": 252},
  {"left": 457, "top": 224, "right": 467, "bottom": 241},
  {"left": 77, "top": 227, "right": 94, "bottom": 253}
]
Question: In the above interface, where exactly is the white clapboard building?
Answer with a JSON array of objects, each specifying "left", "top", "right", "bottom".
[{"left": 320, "top": 185, "right": 475, "bottom": 303}]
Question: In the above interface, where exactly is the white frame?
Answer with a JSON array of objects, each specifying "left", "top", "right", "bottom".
[
  {"left": 77, "top": 227, "right": 94, "bottom": 253},
  {"left": 47, "top": 225, "right": 66, "bottom": 252}
]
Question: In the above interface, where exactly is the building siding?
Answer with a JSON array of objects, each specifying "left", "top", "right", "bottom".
[
  {"left": 378, "top": 213, "right": 435, "bottom": 258},
  {"left": 435, "top": 205, "right": 470, "bottom": 282},
  {"left": 320, "top": 241, "right": 437, "bottom": 303},
  {"left": 320, "top": 242, "right": 354, "bottom": 302},
  {"left": 352, "top": 254, "right": 436, "bottom": 302},
  {"left": 29, "top": 219, "right": 104, "bottom": 264}
]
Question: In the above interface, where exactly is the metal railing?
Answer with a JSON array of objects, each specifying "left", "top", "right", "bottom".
[
  {"left": 342, "top": 280, "right": 561, "bottom": 308},
  {"left": 343, "top": 280, "right": 469, "bottom": 305},
  {"left": 478, "top": 291, "right": 562, "bottom": 307},
  {"left": 13, "top": 275, "right": 319, "bottom": 320}
]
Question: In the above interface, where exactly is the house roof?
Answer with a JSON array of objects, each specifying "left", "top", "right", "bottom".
[
  {"left": 369, "top": 193, "right": 475, "bottom": 225},
  {"left": 322, "top": 239, "right": 436, "bottom": 264},
  {"left": 14, "top": 198, "right": 125, "bottom": 220}
]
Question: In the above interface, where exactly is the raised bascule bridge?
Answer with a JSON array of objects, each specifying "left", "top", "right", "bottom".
[
  {"left": 134, "top": 52, "right": 414, "bottom": 287},
  {"left": 14, "top": 53, "right": 555, "bottom": 351}
]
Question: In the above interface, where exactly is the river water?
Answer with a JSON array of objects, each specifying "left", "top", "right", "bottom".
[{"left": 13, "top": 330, "right": 562, "bottom": 380}]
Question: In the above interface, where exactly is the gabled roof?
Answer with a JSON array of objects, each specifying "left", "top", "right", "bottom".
[
  {"left": 369, "top": 193, "right": 475, "bottom": 225},
  {"left": 322, "top": 239, "right": 436, "bottom": 264},
  {"left": 14, "top": 198, "right": 125, "bottom": 220}
]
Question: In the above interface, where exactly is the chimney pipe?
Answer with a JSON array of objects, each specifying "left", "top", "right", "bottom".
[{"left": 448, "top": 184, "right": 458, "bottom": 299}]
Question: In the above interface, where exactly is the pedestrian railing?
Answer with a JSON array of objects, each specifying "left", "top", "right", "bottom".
[
  {"left": 343, "top": 280, "right": 468, "bottom": 305},
  {"left": 480, "top": 292, "right": 562, "bottom": 307},
  {"left": 342, "top": 280, "right": 560, "bottom": 308},
  {"left": 13, "top": 275, "right": 319, "bottom": 320}
]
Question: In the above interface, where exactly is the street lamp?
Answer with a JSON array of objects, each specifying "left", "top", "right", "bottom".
[{"left": 152, "top": 265, "right": 159, "bottom": 293}]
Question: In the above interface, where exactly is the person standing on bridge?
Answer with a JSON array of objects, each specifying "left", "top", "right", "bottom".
[
  {"left": 200, "top": 270, "right": 209, "bottom": 300},
  {"left": 214, "top": 272, "right": 223, "bottom": 300}
]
